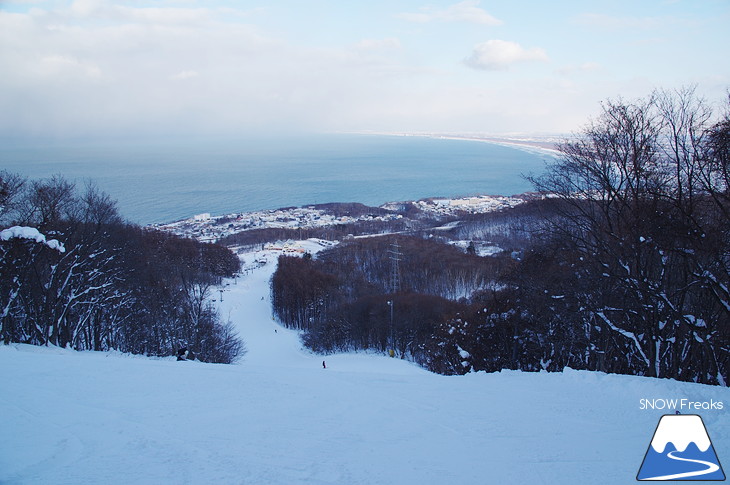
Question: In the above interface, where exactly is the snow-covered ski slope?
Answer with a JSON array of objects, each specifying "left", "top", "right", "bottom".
[{"left": 1, "top": 243, "right": 728, "bottom": 485}]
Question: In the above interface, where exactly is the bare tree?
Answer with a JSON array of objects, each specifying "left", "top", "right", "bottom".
[
  {"left": 1, "top": 172, "right": 245, "bottom": 363},
  {"left": 0, "top": 170, "right": 26, "bottom": 224},
  {"left": 529, "top": 88, "right": 729, "bottom": 384}
]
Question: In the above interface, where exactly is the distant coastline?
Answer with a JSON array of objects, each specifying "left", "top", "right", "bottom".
[
  {"left": 350, "top": 131, "right": 564, "bottom": 158},
  {"left": 2, "top": 134, "right": 551, "bottom": 225},
  {"left": 152, "top": 193, "right": 532, "bottom": 243}
]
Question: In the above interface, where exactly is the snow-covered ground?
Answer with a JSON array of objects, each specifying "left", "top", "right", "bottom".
[
  {"left": 1, "top": 242, "right": 728, "bottom": 484},
  {"left": 448, "top": 239, "right": 504, "bottom": 256},
  {"left": 152, "top": 194, "right": 526, "bottom": 243}
]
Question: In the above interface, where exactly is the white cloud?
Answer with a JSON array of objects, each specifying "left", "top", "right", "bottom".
[
  {"left": 465, "top": 40, "right": 548, "bottom": 71},
  {"left": 169, "top": 70, "right": 199, "bottom": 81},
  {"left": 64, "top": 0, "right": 241, "bottom": 26},
  {"left": 39, "top": 54, "right": 102, "bottom": 79},
  {"left": 556, "top": 62, "right": 602, "bottom": 76},
  {"left": 354, "top": 37, "right": 402, "bottom": 51},
  {"left": 4, "top": 0, "right": 48, "bottom": 5},
  {"left": 397, "top": 1, "right": 502, "bottom": 26},
  {"left": 115, "top": 6, "right": 212, "bottom": 25},
  {"left": 572, "top": 13, "right": 689, "bottom": 31},
  {"left": 69, "top": 0, "right": 100, "bottom": 17},
  {"left": 0, "top": 1, "right": 721, "bottom": 138}
]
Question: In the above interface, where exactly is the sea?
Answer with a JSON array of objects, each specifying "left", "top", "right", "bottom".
[{"left": 1, "top": 134, "right": 552, "bottom": 225}]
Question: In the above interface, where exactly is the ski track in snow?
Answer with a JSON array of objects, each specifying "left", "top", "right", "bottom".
[
  {"left": 641, "top": 450, "right": 720, "bottom": 480},
  {"left": 1, "top": 244, "right": 729, "bottom": 484}
]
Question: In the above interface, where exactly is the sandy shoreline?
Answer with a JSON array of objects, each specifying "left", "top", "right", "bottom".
[{"left": 354, "top": 131, "right": 564, "bottom": 158}]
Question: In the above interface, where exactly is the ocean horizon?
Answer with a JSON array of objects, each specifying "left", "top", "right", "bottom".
[{"left": 1, "top": 134, "right": 552, "bottom": 225}]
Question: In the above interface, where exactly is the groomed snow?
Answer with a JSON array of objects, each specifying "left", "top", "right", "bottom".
[{"left": 1, "top": 243, "right": 728, "bottom": 484}]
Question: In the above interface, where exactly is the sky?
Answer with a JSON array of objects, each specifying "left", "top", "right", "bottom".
[{"left": 0, "top": 0, "right": 728, "bottom": 140}]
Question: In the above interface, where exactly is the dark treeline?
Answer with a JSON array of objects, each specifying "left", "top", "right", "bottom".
[
  {"left": 271, "top": 87, "right": 730, "bottom": 385},
  {"left": 308, "top": 202, "right": 393, "bottom": 218},
  {"left": 315, "top": 236, "right": 512, "bottom": 300},
  {"left": 219, "top": 217, "right": 437, "bottom": 250},
  {"left": 441, "top": 198, "right": 553, "bottom": 250},
  {"left": 0, "top": 173, "right": 244, "bottom": 363},
  {"left": 271, "top": 235, "right": 514, "bottom": 358}
]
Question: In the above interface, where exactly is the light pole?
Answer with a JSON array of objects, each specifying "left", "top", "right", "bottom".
[
  {"left": 219, "top": 283, "right": 229, "bottom": 302},
  {"left": 387, "top": 300, "right": 394, "bottom": 357}
]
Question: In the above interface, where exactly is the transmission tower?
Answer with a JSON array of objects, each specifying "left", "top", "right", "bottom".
[
  {"left": 388, "top": 239, "right": 402, "bottom": 294},
  {"left": 387, "top": 238, "right": 403, "bottom": 356}
]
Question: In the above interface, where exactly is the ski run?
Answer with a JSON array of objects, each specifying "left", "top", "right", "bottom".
[{"left": 1, "top": 241, "right": 728, "bottom": 484}]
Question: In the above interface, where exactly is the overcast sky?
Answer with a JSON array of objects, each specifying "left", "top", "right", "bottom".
[{"left": 1, "top": 0, "right": 728, "bottom": 139}]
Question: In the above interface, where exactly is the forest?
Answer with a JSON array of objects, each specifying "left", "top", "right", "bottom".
[
  {"left": 0, "top": 174, "right": 244, "bottom": 363},
  {"left": 271, "top": 88, "right": 730, "bottom": 385}
]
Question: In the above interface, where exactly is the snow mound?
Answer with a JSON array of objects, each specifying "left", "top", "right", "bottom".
[{"left": 1, "top": 225, "right": 65, "bottom": 252}]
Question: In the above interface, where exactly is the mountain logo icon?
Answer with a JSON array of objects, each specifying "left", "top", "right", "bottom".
[{"left": 637, "top": 414, "right": 726, "bottom": 481}]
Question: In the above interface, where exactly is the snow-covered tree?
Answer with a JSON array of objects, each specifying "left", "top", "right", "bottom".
[
  {"left": 530, "top": 88, "right": 729, "bottom": 385},
  {"left": 1, "top": 173, "right": 244, "bottom": 363}
]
